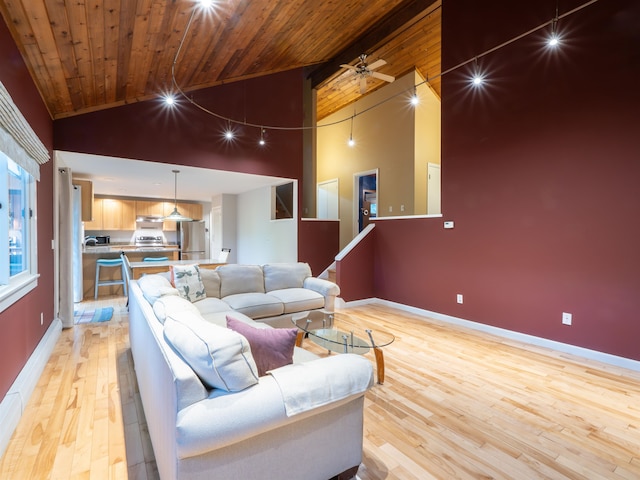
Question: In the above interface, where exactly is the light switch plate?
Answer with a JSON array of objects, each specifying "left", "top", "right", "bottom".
[{"left": 444, "top": 221, "right": 454, "bottom": 229}]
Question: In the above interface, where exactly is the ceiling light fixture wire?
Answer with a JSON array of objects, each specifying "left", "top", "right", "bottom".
[{"left": 168, "top": 0, "right": 600, "bottom": 131}]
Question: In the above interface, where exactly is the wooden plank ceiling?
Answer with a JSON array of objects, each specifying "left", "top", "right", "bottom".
[{"left": 0, "top": 0, "right": 440, "bottom": 121}]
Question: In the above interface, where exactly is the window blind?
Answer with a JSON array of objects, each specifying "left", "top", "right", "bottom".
[{"left": 0, "top": 81, "right": 49, "bottom": 181}]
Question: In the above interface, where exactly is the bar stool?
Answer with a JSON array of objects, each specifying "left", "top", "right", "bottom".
[
  {"left": 143, "top": 256, "right": 169, "bottom": 261},
  {"left": 94, "top": 258, "right": 128, "bottom": 299}
]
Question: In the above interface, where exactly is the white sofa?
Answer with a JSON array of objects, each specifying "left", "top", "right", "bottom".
[
  {"left": 128, "top": 271, "right": 374, "bottom": 480},
  {"left": 175, "top": 262, "right": 340, "bottom": 329}
]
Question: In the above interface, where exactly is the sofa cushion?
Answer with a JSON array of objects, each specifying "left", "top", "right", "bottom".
[
  {"left": 217, "top": 264, "right": 265, "bottom": 297},
  {"left": 153, "top": 295, "right": 201, "bottom": 324},
  {"left": 267, "top": 288, "right": 325, "bottom": 314},
  {"left": 193, "top": 297, "right": 234, "bottom": 319},
  {"left": 226, "top": 316, "right": 297, "bottom": 376},
  {"left": 163, "top": 312, "right": 259, "bottom": 392},
  {"left": 137, "top": 273, "right": 179, "bottom": 305},
  {"left": 263, "top": 263, "right": 311, "bottom": 292},
  {"left": 199, "top": 268, "right": 221, "bottom": 298},
  {"left": 200, "top": 310, "right": 256, "bottom": 328},
  {"left": 171, "top": 264, "right": 206, "bottom": 302},
  {"left": 222, "top": 292, "right": 284, "bottom": 319}
]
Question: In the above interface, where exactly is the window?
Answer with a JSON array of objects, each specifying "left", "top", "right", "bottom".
[{"left": 0, "top": 151, "right": 38, "bottom": 311}]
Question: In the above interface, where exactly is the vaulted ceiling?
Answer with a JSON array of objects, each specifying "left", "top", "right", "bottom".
[{"left": 0, "top": 0, "right": 440, "bottom": 121}]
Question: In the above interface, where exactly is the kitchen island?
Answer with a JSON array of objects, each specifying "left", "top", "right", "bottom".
[{"left": 83, "top": 245, "right": 179, "bottom": 299}]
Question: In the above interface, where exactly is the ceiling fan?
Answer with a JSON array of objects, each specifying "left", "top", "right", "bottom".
[{"left": 340, "top": 54, "right": 395, "bottom": 94}]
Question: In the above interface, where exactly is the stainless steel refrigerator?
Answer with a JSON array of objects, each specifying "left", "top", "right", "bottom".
[{"left": 179, "top": 221, "right": 206, "bottom": 261}]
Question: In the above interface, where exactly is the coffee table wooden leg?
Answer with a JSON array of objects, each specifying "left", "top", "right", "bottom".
[
  {"left": 373, "top": 347, "right": 385, "bottom": 384},
  {"left": 295, "top": 331, "right": 305, "bottom": 347}
]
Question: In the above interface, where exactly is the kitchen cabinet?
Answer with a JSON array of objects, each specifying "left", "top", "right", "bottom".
[
  {"left": 84, "top": 196, "right": 202, "bottom": 231},
  {"left": 85, "top": 197, "right": 136, "bottom": 230},
  {"left": 135, "top": 200, "right": 164, "bottom": 217},
  {"left": 72, "top": 179, "right": 94, "bottom": 221},
  {"left": 102, "top": 198, "right": 136, "bottom": 230},
  {"left": 84, "top": 198, "right": 103, "bottom": 230},
  {"left": 163, "top": 202, "right": 203, "bottom": 230}
]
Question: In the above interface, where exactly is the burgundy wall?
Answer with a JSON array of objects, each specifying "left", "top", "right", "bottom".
[
  {"left": 53, "top": 70, "right": 306, "bottom": 182},
  {"left": 337, "top": 230, "right": 376, "bottom": 303},
  {"left": 0, "top": 20, "right": 55, "bottom": 398},
  {"left": 373, "top": 0, "right": 640, "bottom": 361},
  {"left": 298, "top": 220, "right": 340, "bottom": 276}
]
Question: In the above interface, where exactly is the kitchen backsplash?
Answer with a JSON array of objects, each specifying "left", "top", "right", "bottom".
[{"left": 84, "top": 229, "right": 178, "bottom": 245}]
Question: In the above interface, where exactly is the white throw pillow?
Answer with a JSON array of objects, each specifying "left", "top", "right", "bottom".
[
  {"left": 137, "top": 273, "right": 179, "bottom": 305},
  {"left": 171, "top": 264, "right": 206, "bottom": 303},
  {"left": 163, "top": 312, "right": 259, "bottom": 391},
  {"left": 153, "top": 295, "right": 201, "bottom": 324}
]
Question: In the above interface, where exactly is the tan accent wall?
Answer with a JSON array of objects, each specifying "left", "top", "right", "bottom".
[{"left": 317, "top": 71, "right": 441, "bottom": 248}]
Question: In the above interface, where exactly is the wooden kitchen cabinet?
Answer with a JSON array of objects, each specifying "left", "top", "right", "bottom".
[
  {"left": 86, "top": 197, "right": 136, "bottom": 230},
  {"left": 103, "top": 198, "right": 136, "bottom": 230},
  {"left": 162, "top": 202, "right": 203, "bottom": 230},
  {"left": 84, "top": 198, "right": 103, "bottom": 230},
  {"left": 72, "top": 179, "right": 94, "bottom": 221},
  {"left": 135, "top": 200, "right": 164, "bottom": 217}
]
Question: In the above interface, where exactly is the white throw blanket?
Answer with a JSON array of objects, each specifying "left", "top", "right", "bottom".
[{"left": 268, "top": 354, "right": 374, "bottom": 416}]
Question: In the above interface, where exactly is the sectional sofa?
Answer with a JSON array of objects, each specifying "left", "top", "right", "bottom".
[
  {"left": 177, "top": 262, "right": 341, "bottom": 329},
  {"left": 128, "top": 263, "right": 374, "bottom": 479}
]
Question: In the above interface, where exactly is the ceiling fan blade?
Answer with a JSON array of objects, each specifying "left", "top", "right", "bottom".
[
  {"left": 371, "top": 72, "right": 395, "bottom": 83},
  {"left": 359, "top": 77, "right": 367, "bottom": 94},
  {"left": 367, "top": 59, "right": 387, "bottom": 71},
  {"left": 340, "top": 64, "right": 358, "bottom": 71}
]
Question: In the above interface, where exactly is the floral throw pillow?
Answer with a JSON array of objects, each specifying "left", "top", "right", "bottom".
[{"left": 170, "top": 264, "right": 206, "bottom": 302}]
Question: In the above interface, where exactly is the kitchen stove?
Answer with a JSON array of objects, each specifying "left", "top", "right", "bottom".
[{"left": 135, "top": 234, "right": 164, "bottom": 247}]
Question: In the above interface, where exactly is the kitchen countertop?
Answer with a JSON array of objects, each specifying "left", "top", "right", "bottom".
[
  {"left": 83, "top": 244, "right": 179, "bottom": 254},
  {"left": 128, "top": 258, "right": 223, "bottom": 268}
]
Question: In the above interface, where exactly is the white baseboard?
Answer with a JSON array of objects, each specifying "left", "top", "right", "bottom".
[
  {"left": 0, "top": 317, "right": 62, "bottom": 459},
  {"left": 339, "top": 297, "right": 640, "bottom": 373}
]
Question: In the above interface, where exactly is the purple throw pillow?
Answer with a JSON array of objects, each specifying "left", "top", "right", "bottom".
[{"left": 226, "top": 316, "right": 297, "bottom": 376}]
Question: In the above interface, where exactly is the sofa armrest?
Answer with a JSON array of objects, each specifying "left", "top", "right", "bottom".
[
  {"left": 303, "top": 276, "right": 340, "bottom": 311},
  {"left": 175, "top": 354, "right": 372, "bottom": 459}
]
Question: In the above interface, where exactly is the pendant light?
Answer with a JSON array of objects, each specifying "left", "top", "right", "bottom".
[{"left": 163, "top": 169, "right": 192, "bottom": 222}]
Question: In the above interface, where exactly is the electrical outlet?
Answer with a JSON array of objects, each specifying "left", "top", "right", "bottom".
[
  {"left": 388, "top": 206, "right": 393, "bottom": 213},
  {"left": 562, "top": 312, "right": 572, "bottom": 325},
  {"left": 457, "top": 294, "right": 463, "bottom": 304}
]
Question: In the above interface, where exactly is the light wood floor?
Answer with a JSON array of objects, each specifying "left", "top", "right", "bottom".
[{"left": 1, "top": 297, "right": 639, "bottom": 479}]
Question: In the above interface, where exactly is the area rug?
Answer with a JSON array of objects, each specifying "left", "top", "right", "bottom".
[{"left": 74, "top": 307, "right": 114, "bottom": 324}]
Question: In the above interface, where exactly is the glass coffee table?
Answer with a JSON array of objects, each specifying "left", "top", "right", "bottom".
[{"left": 292, "top": 310, "right": 394, "bottom": 384}]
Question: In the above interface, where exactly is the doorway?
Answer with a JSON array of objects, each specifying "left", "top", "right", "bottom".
[{"left": 353, "top": 170, "right": 378, "bottom": 235}]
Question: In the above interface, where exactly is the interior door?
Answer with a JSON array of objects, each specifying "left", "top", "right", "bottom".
[
  {"left": 354, "top": 172, "right": 377, "bottom": 234},
  {"left": 427, "top": 163, "right": 441, "bottom": 215},
  {"left": 317, "top": 179, "right": 339, "bottom": 219},
  {"left": 361, "top": 189, "right": 377, "bottom": 229}
]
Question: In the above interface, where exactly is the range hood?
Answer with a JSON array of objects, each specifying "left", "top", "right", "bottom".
[{"left": 136, "top": 215, "right": 163, "bottom": 223}]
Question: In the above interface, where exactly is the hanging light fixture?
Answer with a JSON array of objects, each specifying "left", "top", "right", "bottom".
[{"left": 163, "top": 170, "right": 192, "bottom": 222}]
